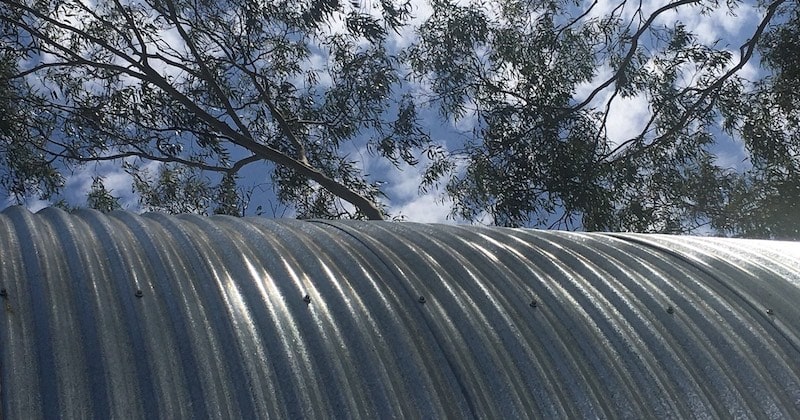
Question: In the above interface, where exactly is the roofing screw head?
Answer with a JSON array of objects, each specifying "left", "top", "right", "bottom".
[
  {"left": 418, "top": 296, "right": 426, "bottom": 304},
  {"left": 530, "top": 300, "right": 538, "bottom": 308},
  {"left": 666, "top": 306, "right": 674, "bottom": 314},
  {"left": 303, "top": 294, "right": 311, "bottom": 305},
  {"left": 135, "top": 290, "right": 143, "bottom": 298},
  {"left": 0, "top": 288, "right": 7, "bottom": 298},
  {"left": 766, "top": 308, "right": 774, "bottom": 315}
]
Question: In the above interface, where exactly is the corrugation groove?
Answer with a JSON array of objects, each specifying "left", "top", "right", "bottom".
[
  {"left": 605, "top": 233, "right": 800, "bottom": 417},
  {"left": 111, "top": 211, "right": 207, "bottom": 419},
  {"left": 248, "top": 220, "right": 371, "bottom": 418},
  {"left": 551, "top": 233, "right": 716, "bottom": 418},
  {"left": 7, "top": 208, "right": 62, "bottom": 419},
  {"left": 2, "top": 207, "right": 800, "bottom": 418},
  {"left": 47, "top": 210, "right": 109, "bottom": 418},
  {"left": 309, "top": 220, "right": 482, "bottom": 418},
  {"left": 528, "top": 232, "right": 678, "bottom": 417},
  {"left": 608, "top": 234, "right": 800, "bottom": 416},
  {"left": 576, "top": 233, "right": 752, "bottom": 417}
]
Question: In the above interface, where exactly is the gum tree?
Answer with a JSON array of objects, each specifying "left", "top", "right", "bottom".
[
  {"left": 407, "top": 0, "right": 791, "bottom": 234},
  {"left": 0, "top": 0, "right": 445, "bottom": 218}
]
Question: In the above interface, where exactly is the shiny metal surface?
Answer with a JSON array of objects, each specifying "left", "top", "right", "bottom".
[{"left": 1, "top": 206, "right": 799, "bottom": 418}]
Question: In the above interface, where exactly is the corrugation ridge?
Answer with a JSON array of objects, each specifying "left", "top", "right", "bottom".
[
  {"left": 647, "top": 235, "right": 800, "bottom": 412},
  {"left": 505, "top": 230, "right": 690, "bottom": 417},
  {"left": 158, "top": 213, "right": 273, "bottom": 418},
  {"left": 540, "top": 232, "right": 722, "bottom": 418},
  {"left": 548, "top": 233, "right": 748, "bottom": 412},
  {"left": 108, "top": 210, "right": 211, "bottom": 419},
  {"left": 432, "top": 228, "right": 566, "bottom": 417},
  {"left": 654, "top": 235, "right": 800, "bottom": 416},
  {"left": 191, "top": 216, "right": 368, "bottom": 418},
  {"left": 390, "top": 226, "right": 530, "bottom": 418},
  {"left": 174, "top": 216, "right": 400, "bottom": 418},
  {"left": 305, "top": 220, "right": 479, "bottom": 418},
  {"left": 142, "top": 212, "right": 256, "bottom": 419},
  {"left": 43, "top": 209, "right": 111, "bottom": 418},
  {"left": 192, "top": 217, "right": 316, "bottom": 419},
  {"left": 603, "top": 234, "right": 778, "bottom": 417},
  {"left": 436, "top": 227, "right": 604, "bottom": 418},
  {"left": 3, "top": 208, "right": 800, "bottom": 419},
  {"left": 331, "top": 222, "right": 606, "bottom": 418},
  {"left": 502, "top": 230, "right": 650, "bottom": 418},
  {"left": 572, "top": 233, "right": 780, "bottom": 414},
  {"left": 421, "top": 225, "right": 608, "bottom": 417},
  {"left": 437, "top": 226, "right": 609, "bottom": 418},
  {"left": 312, "top": 223, "right": 536, "bottom": 417},
  {"left": 648, "top": 236, "right": 800, "bottom": 314},
  {"left": 606, "top": 233, "right": 800, "bottom": 418},
  {"left": 242, "top": 219, "right": 362, "bottom": 418},
  {"left": 0, "top": 207, "right": 42, "bottom": 418},
  {"left": 75, "top": 208, "right": 173, "bottom": 419},
  {"left": 6, "top": 207, "right": 68, "bottom": 418},
  {"left": 253, "top": 220, "right": 417, "bottom": 417}
]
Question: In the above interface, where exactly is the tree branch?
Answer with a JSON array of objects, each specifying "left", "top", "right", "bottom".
[
  {"left": 569, "top": 0, "right": 701, "bottom": 112},
  {"left": 608, "top": 0, "right": 786, "bottom": 162},
  {"left": 2, "top": 0, "right": 385, "bottom": 220}
]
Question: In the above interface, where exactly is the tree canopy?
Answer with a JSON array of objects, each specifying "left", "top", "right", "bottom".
[{"left": 0, "top": 0, "right": 798, "bottom": 238}]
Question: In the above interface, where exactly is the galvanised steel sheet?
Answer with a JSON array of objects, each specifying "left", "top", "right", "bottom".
[{"left": 1, "top": 206, "right": 799, "bottom": 418}]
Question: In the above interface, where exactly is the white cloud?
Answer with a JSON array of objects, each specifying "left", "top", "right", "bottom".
[
  {"left": 393, "top": 193, "right": 453, "bottom": 223},
  {"left": 605, "top": 94, "right": 652, "bottom": 147},
  {"left": 389, "top": 0, "right": 433, "bottom": 50}
]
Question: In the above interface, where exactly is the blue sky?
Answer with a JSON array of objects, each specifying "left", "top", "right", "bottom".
[{"left": 2, "top": 0, "right": 768, "bottom": 224}]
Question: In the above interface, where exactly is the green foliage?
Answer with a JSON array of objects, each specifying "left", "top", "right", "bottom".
[
  {"left": 406, "top": 0, "right": 798, "bottom": 237},
  {"left": 1, "top": 0, "right": 798, "bottom": 238},
  {"left": 713, "top": 3, "right": 800, "bottom": 238},
  {"left": 129, "top": 163, "right": 210, "bottom": 214},
  {"left": 214, "top": 173, "right": 242, "bottom": 216},
  {"left": 0, "top": 0, "right": 423, "bottom": 220},
  {"left": 86, "top": 177, "right": 121, "bottom": 213}
]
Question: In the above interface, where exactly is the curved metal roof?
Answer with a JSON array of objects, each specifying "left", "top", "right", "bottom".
[{"left": 1, "top": 206, "right": 799, "bottom": 418}]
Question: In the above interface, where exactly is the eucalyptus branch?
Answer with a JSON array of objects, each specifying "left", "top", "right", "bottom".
[
  {"left": 110, "top": 0, "right": 149, "bottom": 62},
  {"left": 1, "top": 0, "right": 385, "bottom": 220},
  {"left": 243, "top": 68, "right": 310, "bottom": 166},
  {"left": 569, "top": 0, "right": 701, "bottom": 112},
  {"left": 608, "top": 0, "right": 786, "bottom": 162},
  {"left": 161, "top": 0, "right": 255, "bottom": 140}
]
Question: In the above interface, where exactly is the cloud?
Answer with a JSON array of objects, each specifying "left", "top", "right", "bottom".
[
  {"left": 605, "top": 94, "right": 652, "bottom": 148},
  {"left": 656, "top": 0, "right": 762, "bottom": 45},
  {"left": 1, "top": 196, "right": 47, "bottom": 213},
  {"left": 393, "top": 193, "right": 453, "bottom": 223}
]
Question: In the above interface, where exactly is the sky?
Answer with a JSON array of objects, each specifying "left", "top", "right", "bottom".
[{"left": 2, "top": 0, "right": 769, "bottom": 224}]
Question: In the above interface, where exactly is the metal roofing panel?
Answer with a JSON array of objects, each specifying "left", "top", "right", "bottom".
[{"left": 1, "top": 206, "right": 799, "bottom": 418}]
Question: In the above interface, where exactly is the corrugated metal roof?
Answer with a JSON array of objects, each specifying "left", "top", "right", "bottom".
[{"left": 1, "top": 206, "right": 799, "bottom": 418}]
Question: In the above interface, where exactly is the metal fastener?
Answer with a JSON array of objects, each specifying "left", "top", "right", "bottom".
[
  {"left": 135, "top": 290, "right": 143, "bottom": 298},
  {"left": 666, "top": 306, "right": 674, "bottom": 314},
  {"left": 303, "top": 294, "right": 311, "bottom": 304},
  {"left": 530, "top": 300, "right": 537, "bottom": 308},
  {"left": 0, "top": 288, "right": 7, "bottom": 298},
  {"left": 418, "top": 296, "right": 426, "bottom": 304},
  {"left": 766, "top": 308, "right": 774, "bottom": 315}
]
